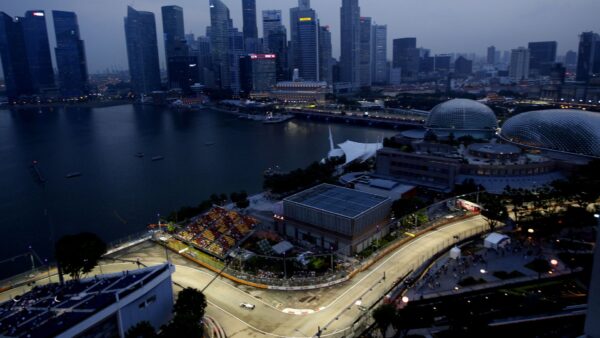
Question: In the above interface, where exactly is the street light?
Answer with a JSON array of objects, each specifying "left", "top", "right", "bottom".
[
  {"left": 550, "top": 259, "right": 558, "bottom": 267},
  {"left": 401, "top": 296, "right": 409, "bottom": 304},
  {"left": 480, "top": 268, "right": 487, "bottom": 274},
  {"left": 527, "top": 228, "right": 535, "bottom": 234}
]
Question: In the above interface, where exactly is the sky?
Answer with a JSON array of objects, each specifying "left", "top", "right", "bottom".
[{"left": 1, "top": 0, "right": 599, "bottom": 74}]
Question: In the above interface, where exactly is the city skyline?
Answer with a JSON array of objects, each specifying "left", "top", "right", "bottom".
[{"left": 1, "top": 0, "right": 598, "bottom": 75}]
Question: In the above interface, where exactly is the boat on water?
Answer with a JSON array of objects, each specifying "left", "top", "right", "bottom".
[
  {"left": 151, "top": 156, "right": 164, "bottom": 161},
  {"left": 135, "top": 152, "right": 145, "bottom": 158},
  {"left": 65, "top": 172, "right": 82, "bottom": 178},
  {"left": 263, "top": 113, "right": 294, "bottom": 124}
]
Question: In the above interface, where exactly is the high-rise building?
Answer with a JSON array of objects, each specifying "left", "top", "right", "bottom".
[
  {"left": 262, "top": 10, "right": 282, "bottom": 41},
  {"left": 434, "top": 54, "right": 451, "bottom": 74},
  {"left": 266, "top": 26, "right": 288, "bottom": 82},
  {"left": 230, "top": 27, "right": 245, "bottom": 94},
  {"left": 290, "top": 1, "right": 319, "bottom": 81},
  {"left": 21, "top": 11, "right": 55, "bottom": 93},
  {"left": 371, "top": 24, "right": 387, "bottom": 84},
  {"left": 242, "top": 0, "right": 260, "bottom": 52},
  {"left": 487, "top": 45, "right": 496, "bottom": 65},
  {"left": 319, "top": 25, "right": 332, "bottom": 84},
  {"left": 393, "top": 37, "right": 419, "bottom": 81},
  {"left": 239, "top": 53, "right": 277, "bottom": 96},
  {"left": 565, "top": 50, "right": 577, "bottom": 67},
  {"left": 53, "top": 11, "right": 89, "bottom": 97},
  {"left": 358, "top": 17, "right": 371, "bottom": 87},
  {"left": 209, "top": 0, "right": 233, "bottom": 90},
  {"left": 0, "top": 12, "right": 34, "bottom": 100},
  {"left": 162, "top": 6, "right": 197, "bottom": 92},
  {"left": 454, "top": 56, "right": 472, "bottom": 76},
  {"left": 189, "top": 36, "right": 213, "bottom": 86},
  {"left": 576, "top": 31, "right": 600, "bottom": 82},
  {"left": 528, "top": 41, "right": 557, "bottom": 77},
  {"left": 242, "top": 0, "right": 258, "bottom": 40},
  {"left": 340, "top": 0, "right": 361, "bottom": 87},
  {"left": 509, "top": 47, "right": 530, "bottom": 81},
  {"left": 124, "top": 6, "right": 161, "bottom": 95}
]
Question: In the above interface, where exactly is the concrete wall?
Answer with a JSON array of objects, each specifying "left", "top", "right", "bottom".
[{"left": 119, "top": 276, "right": 174, "bottom": 333}]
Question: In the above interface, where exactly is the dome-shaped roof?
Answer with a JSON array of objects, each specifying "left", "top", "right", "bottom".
[
  {"left": 426, "top": 99, "right": 498, "bottom": 131},
  {"left": 500, "top": 109, "right": 600, "bottom": 158}
]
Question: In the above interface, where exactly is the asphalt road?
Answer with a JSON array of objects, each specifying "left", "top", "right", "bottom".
[{"left": 0, "top": 215, "right": 488, "bottom": 338}]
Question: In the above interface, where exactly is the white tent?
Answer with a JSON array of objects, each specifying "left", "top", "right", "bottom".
[
  {"left": 484, "top": 233, "right": 511, "bottom": 250},
  {"left": 449, "top": 246, "right": 461, "bottom": 259}
]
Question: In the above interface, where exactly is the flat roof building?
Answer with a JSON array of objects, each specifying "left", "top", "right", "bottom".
[
  {"left": 282, "top": 184, "right": 391, "bottom": 255},
  {"left": 0, "top": 264, "right": 174, "bottom": 338}
]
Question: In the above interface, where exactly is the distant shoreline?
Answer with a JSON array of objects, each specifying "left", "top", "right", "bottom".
[{"left": 1, "top": 100, "right": 134, "bottom": 110}]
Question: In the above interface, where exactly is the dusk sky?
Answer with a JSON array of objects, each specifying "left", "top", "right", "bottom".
[{"left": 2, "top": 0, "right": 599, "bottom": 74}]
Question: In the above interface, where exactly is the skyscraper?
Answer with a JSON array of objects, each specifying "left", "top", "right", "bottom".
[
  {"left": 242, "top": 0, "right": 258, "bottom": 41},
  {"left": 319, "top": 25, "right": 332, "bottom": 84},
  {"left": 509, "top": 47, "right": 530, "bottom": 81},
  {"left": 239, "top": 53, "right": 276, "bottom": 97},
  {"left": 487, "top": 45, "right": 496, "bottom": 65},
  {"left": 290, "top": 0, "right": 319, "bottom": 81},
  {"left": 266, "top": 25, "right": 288, "bottom": 82},
  {"left": 262, "top": 10, "right": 282, "bottom": 41},
  {"left": 53, "top": 11, "right": 89, "bottom": 97},
  {"left": 393, "top": 37, "right": 419, "bottom": 81},
  {"left": 565, "top": 50, "right": 577, "bottom": 67},
  {"left": 340, "top": 0, "right": 361, "bottom": 87},
  {"left": 162, "top": 6, "right": 197, "bottom": 92},
  {"left": 434, "top": 54, "right": 451, "bottom": 74},
  {"left": 371, "top": 24, "right": 387, "bottom": 84},
  {"left": 576, "top": 31, "right": 600, "bottom": 82},
  {"left": 209, "top": 0, "right": 233, "bottom": 90},
  {"left": 124, "top": 6, "right": 161, "bottom": 95},
  {"left": 0, "top": 12, "right": 34, "bottom": 100},
  {"left": 528, "top": 41, "right": 557, "bottom": 77},
  {"left": 359, "top": 17, "right": 371, "bottom": 87},
  {"left": 454, "top": 56, "right": 472, "bottom": 76},
  {"left": 21, "top": 11, "right": 55, "bottom": 93}
]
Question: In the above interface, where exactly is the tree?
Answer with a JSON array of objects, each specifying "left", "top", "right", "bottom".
[
  {"left": 480, "top": 194, "right": 508, "bottom": 232},
  {"left": 55, "top": 232, "right": 107, "bottom": 280},
  {"left": 372, "top": 303, "right": 397, "bottom": 337},
  {"left": 160, "top": 288, "right": 207, "bottom": 338},
  {"left": 126, "top": 321, "right": 157, "bottom": 338}
]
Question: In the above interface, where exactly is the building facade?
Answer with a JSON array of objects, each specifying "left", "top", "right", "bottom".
[
  {"left": 359, "top": 17, "right": 372, "bottom": 87},
  {"left": 53, "top": 11, "right": 89, "bottom": 97},
  {"left": 281, "top": 184, "right": 392, "bottom": 255},
  {"left": 124, "top": 6, "right": 161, "bottom": 95},
  {"left": 319, "top": 25, "right": 333, "bottom": 84},
  {"left": 509, "top": 47, "right": 530, "bottom": 81},
  {"left": 162, "top": 6, "right": 198, "bottom": 93},
  {"left": 0, "top": 12, "right": 34, "bottom": 100},
  {"left": 209, "top": 0, "right": 233, "bottom": 90},
  {"left": 371, "top": 24, "right": 387, "bottom": 84},
  {"left": 340, "top": 0, "right": 361, "bottom": 87},
  {"left": 21, "top": 11, "right": 55, "bottom": 93},
  {"left": 240, "top": 53, "right": 277, "bottom": 96},
  {"left": 290, "top": 3, "right": 319, "bottom": 81},
  {"left": 528, "top": 41, "right": 557, "bottom": 77},
  {"left": 393, "top": 38, "right": 419, "bottom": 81},
  {"left": 576, "top": 31, "right": 600, "bottom": 82}
]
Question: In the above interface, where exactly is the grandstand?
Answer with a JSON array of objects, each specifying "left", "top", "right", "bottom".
[{"left": 175, "top": 207, "right": 258, "bottom": 259}]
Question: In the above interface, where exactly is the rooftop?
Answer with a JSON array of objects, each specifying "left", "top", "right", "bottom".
[
  {"left": 285, "top": 184, "right": 389, "bottom": 219},
  {"left": 0, "top": 264, "right": 171, "bottom": 338}
]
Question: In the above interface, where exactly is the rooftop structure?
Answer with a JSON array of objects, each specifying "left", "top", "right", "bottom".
[
  {"left": 281, "top": 184, "right": 392, "bottom": 255},
  {"left": 286, "top": 184, "right": 388, "bottom": 219},
  {"left": 426, "top": 99, "right": 498, "bottom": 139},
  {"left": 0, "top": 264, "right": 173, "bottom": 338},
  {"left": 500, "top": 109, "right": 600, "bottom": 159}
]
